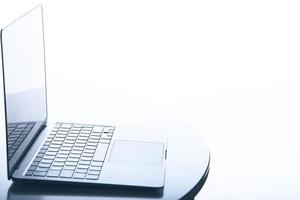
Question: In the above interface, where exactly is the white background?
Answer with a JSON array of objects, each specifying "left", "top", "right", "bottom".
[{"left": 1, "top": 0, "right": 300, "bottom": 199}]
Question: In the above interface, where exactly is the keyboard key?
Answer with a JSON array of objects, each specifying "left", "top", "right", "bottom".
[
  {"left": 45, "top": 151, "right": 57, "bottom": 156},
  {"left": 88, "top": 139, "right": 98, "bottom": 143},
  {"left": 11, "top": 146, "right": 18, "bottom": 151},
  {"left": 62, "top": 143, "right": 73, "bottom": 147},
  {"left": 81, "top": 156, "right": 92, "bottom": 161},
  {"left": 64, "top": 140, "right": 75, "bottom": 144},
  {"left": 41, "top": 146, "right": 48, "bottom": 150},
  {"left": 68, "top": 157, "right": 79, "bottom": 162},
  {"left": 74, "top": 143, "right": 85, "bottom": 147},
  {"left": 78, "top": 135, "right": 89, "bottom": 140},
  {"left": 54, "top": 158, "right": 66, "bottom": 162},
  {"left": 70, "top": 127, "right": 81, "bottom": 131},
  {"left": 43, "top": 154, "right": 55, "bottom": 160},
  {"left": 38, "top": 163, "right": 51, "bottom": 168},
  {"left": 31, "top": 161, "right": 39, "bottom": 166},
  {"left": 73, "top": 173, "right": 85, "bottom": 179},
  {"left": 93, "top": 133, "right": 102, "bottom": 138},
  {"left": 58, "top": 150, "right": 70, "bottom": 155},
  {"left": 73, "top": 147, "right": 84, "bottom": 151},
  {"left": 89, "top": 136, "right": 100, "bottom": 140},
  {"left": 76, "top": 140, "right": 86, "bottom": 144},
  {"left": 69, "top": 153, "right": 81, "bottom": 158},
  {"left": 88, "top": 170, "right": 100, "bottom": 175},
  {"left": 86, "top": 174, "right": 99, "bottom": 180},
  {"left": 40, "top": 159, "right": 52, "bottom": 164},
  {"left": 25, "top": 170, "right": 34, "bottom": 176},
  {"left": 66, "top": 136, "right": 77, "bottom": 140},
  {"left": 52, "top": 162, "right": 64, "bottom": 167},
  {"left": 60, "top": 170, "right": 74, "bottom": 178},
  {"left": 47, "top": 147, "right": 59, "bottom": 152},
  {"left": 47, "top": 170, "right": 60, "bottom": 177},
  {"left": 82, "top": 152, "right": 93, "bottom": 157},
  {"left": 103, "top": 127, "right": 112, "bottom": 133},
  {"left": 77, "top": 164, "right": 89, "bottom": 169},
  {"left": 83, "top": 149, "right": 94, "bottom": 154},
  {"left": 56, "top": 134, "right": 66, "bottom": 138},
  {"left": 70, "top": 150, "right": 82, "bottom": 155},
  {"left": 19, "top": 135, "right": 27, "bottom": 139},
  {"left": 68, "top": 133, "right": 78, "bottom": 137},
  {"left": 80, "top": 133, "right": 90, "bottom": 137},
  {"left": 80, "top": 131, "right": 91, "bottom": 135},
  {"left": 83, "top": 125, "right": 93, "bottom": 128},
  {"left": 78, "top": 160, "right": 90, "bottom": 165},
  {"left": 56, "top": 154, "right": 68, "bottom": 158},
  {"left": 91, "top": 132, "right": 101, "bottom": 136},
  {"left": 50, "top": 144, "right": 61, "bottom": 148},
  {"left": 28, "top": 123, "right": 35, "bottom": 128},
  {"left": 101, "top": 134, "right": 113, "bottom": 140},
  {"left": 61, "top": 124, "right": 72, "bottom": 128},
  {"left": 65, "top": 161, "right": 77, "bottom": 166},
  {"left": 17, "top": 123, "right": 27, "bottom": 128},
  {"left": 33, "top": 171, "right": 47, "bottom": 177},
  {"left": 86, "top": 142, "right": 97, "bottom": 147},
  {"left": 61, "top": 146, "right": 72, "bottom": 151},
  {"left": 75, "top": 168, "right": 88, "bottom": 173},
  {"left": 93, "top": 126, "right": 103, "bottom": 133},
  {"left": 34, "top": 157, "right": 42, "bottom": 162},
  {"left": 28, "top": 166, "right": 37, "bottom": 171},
  {"left": 82, "top": 127, "right": 93, "bottom": 131},
  {"left": 36, "top": 167, "right": 48, "bottom": 172},
  {"left": 93, "top": 144, "right": 109, "bottom": 161},
  {"left": 57, "top": 131, "right": 68, "bottom": 135},
  {"left": 99, "top": 139, "right": 110, "bottom": 144},
  {"left": 50, "top": 166, "right": 63, "bottom": 171},
  {"left": 89, "top": 166, "right": 101, "bottom": 171},
  {"left": 64, "top": 165, "right": 76, "bottom": 170},
  {"left": 52, "top": 141, "right": 63, "bottom": 145},
  {"left": 91, "top": 161, "right": 103, "bottom": 167},
  {"left": 54, "top": 137, "right": 64, "bottom": 141},
  {"left": 59, "top": 128, "right": 71, "bottom": 132},
  {"left": 51, "top": 128, "right": 59, "bottom": 132},
  {"left": 86, "top": 146, "right": 97, "bottom": 150}
]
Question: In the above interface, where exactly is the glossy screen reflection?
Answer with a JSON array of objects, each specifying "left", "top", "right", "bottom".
[{"left": 1, "top": 6, "right": 47, "bottom": 177}]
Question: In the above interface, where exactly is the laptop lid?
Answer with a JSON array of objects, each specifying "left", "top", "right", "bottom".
[{"left": 0, "top": 5, "right": 48, "bottom": 179}]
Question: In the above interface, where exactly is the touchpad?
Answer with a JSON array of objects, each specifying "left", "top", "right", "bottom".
[{"left": 109, "top": 140, "right": 164, "bottom": 166}]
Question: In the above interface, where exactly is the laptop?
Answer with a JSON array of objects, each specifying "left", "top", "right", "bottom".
[{"left": 0, "top": 5, "right": 167, "bottom": 190}]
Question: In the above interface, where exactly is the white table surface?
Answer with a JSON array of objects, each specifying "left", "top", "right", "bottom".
[
  {"left": 198, "top": 81, "right": 300, "bottom": 199},
  {"left": 1, "top": 77, "right": 300, "bottom": 200}
]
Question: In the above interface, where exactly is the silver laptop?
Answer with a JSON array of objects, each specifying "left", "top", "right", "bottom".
[{"left": 0, "top": 5, "right": 167, "bottom": 190}]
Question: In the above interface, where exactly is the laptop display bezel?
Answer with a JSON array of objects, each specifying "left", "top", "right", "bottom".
[{"left": 0, "top": 5, "right": 48, "bottom": 180}]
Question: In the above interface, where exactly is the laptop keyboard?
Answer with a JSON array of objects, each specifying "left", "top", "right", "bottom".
[
  {"left": 25, "top": 122, "right": 114, "bottom": 180},
  {"left": 7, "top": 122, "right": 35, "bottom": 160}
]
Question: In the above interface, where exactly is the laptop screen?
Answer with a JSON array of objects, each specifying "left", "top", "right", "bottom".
[{"left": 1, "top": 6, "right": 47, "bottom": 178}]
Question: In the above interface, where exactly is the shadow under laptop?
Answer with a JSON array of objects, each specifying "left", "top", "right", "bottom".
[{"left": 7, "top": 182, "right": 164, "bottom": 200}]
